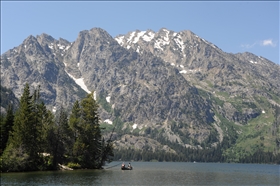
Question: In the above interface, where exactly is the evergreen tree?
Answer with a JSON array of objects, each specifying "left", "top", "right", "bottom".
[
  {"left": 76, "top": 92, "right": 102, "bottom": 168},
  {"left": 69, "top": 92, "right": 114, "bottom": 169},
  {"left": 45, "top": 106, "right": 71, "bottom": 169},
  {"left": 56, "top": 106, "right": 73, "bottom": 165},
  {"left": 69, "top": 100, "right": 81, "bottom": 144},
  {"left": 40, "top": 108, "right": 55, "bottom": 169},
  {"left": 0, "top": 104, "right": 14, "bottom": 155},
  {"left": 1, "top": 88, "right": 114, "bottom": 172},
  {"left": 1, "top": 84, "right": 47, "bottom": 171},
  {"left": 98, "top": 133, "right": 114, "bottom": 168}
]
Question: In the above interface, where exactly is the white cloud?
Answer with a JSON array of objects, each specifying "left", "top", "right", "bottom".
[
  {"left": 241, "top": 39, "right": 277, "bottom": 49},
  {"left": 261, "top": 39, "right": 276, "bottom": 47}
]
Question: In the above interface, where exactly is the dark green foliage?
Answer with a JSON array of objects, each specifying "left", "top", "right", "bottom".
[
  {"left": 69, "top": 100, "right": 81, "bottom": 141},
  {"left": 202, "top": 128, "right": 219, "bottom": 148},
  {"left": 113, "top": 116, "right": 125, "bottom": 132},
  {"left": 1, "top": 84, "right": 44, "bottom": 171},
  {"left": 0, "top": 104, "right": 14, "bottom": 155},
  {"left": 114, "top": 142, "right": 280, "bottom": 164},
  {"left": 272, "top": 105, "right": 280, "bottom": 155},
  {"left": 69, "top": 92, "right": 114, "bottom": 169},
  {"left": 97, "top": 94, "right": 112, "bottom": 113},
  {"left": 99, "top": 136, "right": 114, "bottom": 167},
  {"left": 239, "top": 149, "right": 280, "bottom": 164},
  {"left": 67, "top": 162, "right": 81, "bottom": 169},
  {"left": 72, "top": 92, "right": 102, "bottom": 168},
  {"left": 1, "top": 86, "right": 114, "bottom": 172},
  {"left": 113, "top": 147, "right": 221, "bottom": 162},
  {"left": 114, "top": 125, "right": 279, "bottom": 164},
  {"left": 44, "top": 107, "right": 71, "bottom": 170}
]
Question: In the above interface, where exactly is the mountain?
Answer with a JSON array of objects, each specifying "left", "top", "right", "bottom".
[
  {"left": 1, "top": 27, "right": 279, "bottom": 161},
  {"left": 1, "top": 33, "right": 87, "bottom": 112},
  {"left": 115, "top": 28, "right": 280, "bottom": 124}
]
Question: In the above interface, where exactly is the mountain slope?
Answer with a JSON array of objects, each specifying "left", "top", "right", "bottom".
[
  {"left": 1, "top": 27, "right": 279, "bottom": 161},
  {"left": 1, "top": 34, "right": 87, "bottom": 112},
  {"left": 62, "top": 28, "right": 216, "bottom": 144},
  {"left": 114, "top": 28, "right": 280, "bottom": 157}
]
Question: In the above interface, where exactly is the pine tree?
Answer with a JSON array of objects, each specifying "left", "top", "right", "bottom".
[
  {"left": 78, "top": 92, "right": 102, "bottom": 168},
  {"left": 1, "top": 84, "right": 47, "bottom": 171},
  {"left": 44, "top": 116, "right": 59, "bottom": 169},
  {"left": 69, "top": 100, "right": 81, "bottom": 143},
  {"left": 55, "top": 106, "right": 73, "bottom": 165},
  {"left": 0, "top": 104, "right": 14, "bottom": 155},
  {"left": 69, "top": 92, "right": 112, "bottom": 169}
]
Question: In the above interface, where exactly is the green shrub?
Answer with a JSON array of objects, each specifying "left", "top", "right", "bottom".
[
  {"left": 67, "top": 162, "right": 81, "bottom": 169},
  {"left": 1, "top": 144, "right": 30, "bottom": 172}
]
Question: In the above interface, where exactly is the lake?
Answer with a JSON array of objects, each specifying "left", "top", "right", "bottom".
[{"left": 1, "top": 162, "right": 279, "bottom": 185}]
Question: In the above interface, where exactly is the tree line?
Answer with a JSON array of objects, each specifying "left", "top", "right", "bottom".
[
  {"left": 0, "top": 84, "right": 114, "bottom": 172},
  {"left": 114, "top": 135, "right": 280, "bottom": 164}
]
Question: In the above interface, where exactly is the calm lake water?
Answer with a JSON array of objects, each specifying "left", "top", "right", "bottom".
[{"left": 1, "top": 162, "right": 279, "bottom": 185}]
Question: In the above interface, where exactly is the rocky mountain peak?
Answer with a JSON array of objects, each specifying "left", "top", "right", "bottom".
[
  {"left": 62, "top": 27, "right": 121, "bottom": 79},
  {"left": 1, "top": 27, "right": 279, "bottom": 159},
  {"left": 89, "top": 27, "right": 113, "bottom": 38},
  {"left": 36, "top": 33, "right": 56, "bottom": 44},
  {"left": 21, "top": 35, "right": 39, "bottom": 48}
]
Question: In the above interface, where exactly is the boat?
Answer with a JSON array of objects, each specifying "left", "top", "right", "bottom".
[
  {"left": 121, "top": 162, "right": 133, "bottom": 170},
  {"left": 121, "top": 166, "right": 133, "bottom": 170}
]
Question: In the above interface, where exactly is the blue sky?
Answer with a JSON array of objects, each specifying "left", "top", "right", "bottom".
[{"left": 1, "top": 1, "right": 279, "bottom": 64}]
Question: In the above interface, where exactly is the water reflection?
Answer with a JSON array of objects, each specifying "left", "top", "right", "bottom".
[{"left": 1, "top": 162, "right": 279, "bottom": 185}]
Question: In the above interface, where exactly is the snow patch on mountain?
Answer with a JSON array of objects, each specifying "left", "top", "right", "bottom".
[
  {"left": 162, "top": 29, "right": 170, "bottom": 41},
  {"left": 65, "top": 45, "right": 71, "bottom": 50},
  {"left": 127, "top": 32, "right": 136, "bottom": 44},
  {"left": 94, "top": 91, "right": 96, "bottom": 100},
  {"left": 154, "top": 37, "right": 169, "bottom": 50},
  {"left": 57, "top": 44, "right": 65, "bottom": 50},
  {"left": 106, "top": 95, "right": 111, "bottom": 103},
  {"left": 136, "top": 46, "right": 140, "bottom": 53},
  {"left": 179, "top": 70, "right": 187, "bottom": 74},
  {"left": 174, "top": 35, "right": 184, "bottom": 50},
  {"left": 133, "top": 31, "right": 146, "bottom": 43},
  {"left": 65, "top": 71, "right": 91, "bottom": 93},
  {"left": 249, "top": 60, "right": 257, "bottom": 64},
  {"left": 142, "top": 31, "right": 155, "bottom": 42},
  {"left": 154, "top": 29, "right": 171, "bottom": 51},
  {"left": 115, "top": 36, "right": 125, "bottom": 46},
  {"left": 104, "top": 119, "right": 113, "bottom": 125},
  {"left": 132, "top": 123, "right": 138, "bottom": 129}
]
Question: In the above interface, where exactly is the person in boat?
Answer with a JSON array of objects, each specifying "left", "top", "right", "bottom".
[
  {"left": 128, "top": 163, "right": 131, "bottom": 168},
  {"left": 121, "top": 162, "right": 125, "bottom": 169}
]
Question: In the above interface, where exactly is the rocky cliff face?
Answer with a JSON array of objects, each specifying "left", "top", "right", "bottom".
[
  {"left": 62, "top": 28, "right": 215, "bottom": 144},
  {"left": 115, "top": 28, "right": 280, "bottom": 124},
  {"left": 1, "top": 27, "right": 279, "bottom": 156},
  {"left": 1, "top": 34, "right": 87, "bottom": 112},
  {"left": 0, "top": 85, "right": 19, "bottom": 114}
]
